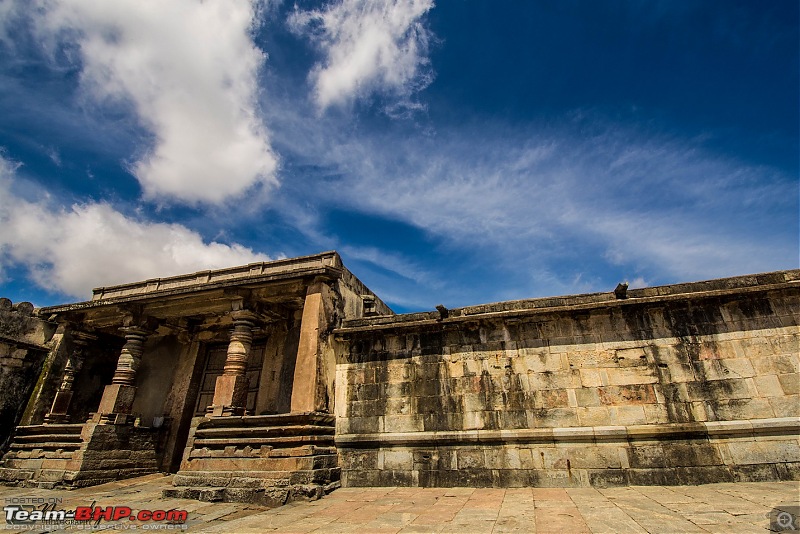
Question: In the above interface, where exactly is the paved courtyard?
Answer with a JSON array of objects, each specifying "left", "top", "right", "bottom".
[{"left": 1, "top": 474, "right": 797, "bottom": 533}]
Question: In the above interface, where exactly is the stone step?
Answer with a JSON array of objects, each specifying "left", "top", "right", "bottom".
[
  {"left": 8, "top": 442, "right": 82, "bottom": 451},
  {"left": 192, "top": 434, "right": 334, "bottom": 448},
  {"left": 197, "top": 413, "right": 335, "bottom": 429},
  {"left": 13, "top": 434, "right": 83, "bottom": 443},
  {"left": 162, "top": 486, "right": 226, "bottom": 502},
  {"left": 195, "top": 424, "right": 334, "bottom": 439},
  {"left": 14, "top": 424, "right": 84, "bottom": 435}
]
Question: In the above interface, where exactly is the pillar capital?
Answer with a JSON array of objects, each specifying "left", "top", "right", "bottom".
[{"left": 229, "top": 309, "right": 260, "bottom": 325}]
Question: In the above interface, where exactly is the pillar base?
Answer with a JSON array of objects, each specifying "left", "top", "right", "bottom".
[
  {"left": 207, "top": 374, "right": 248, "bottom": 417},
  {"left": 95, "top": 384, "right": 136, "bottom": 424},
  {"left": 44, "top": 391, "right": 74, "bottom": 423},
  {"left": 206, "top": 404, "right": 247, "bottom": 417}
]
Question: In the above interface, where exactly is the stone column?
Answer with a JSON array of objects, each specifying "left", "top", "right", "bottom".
[
  {"left": 95, "top": 327, "right": 149, "bottom": 424},
  {"left": 45, "top": 331, "right": 96, "bottom": 423},
  {"left": 290, "top": 280, "right": 331, "bottom": 413},
  {"left": 208, "top": 310, "right": 259, "bottom": 416}
]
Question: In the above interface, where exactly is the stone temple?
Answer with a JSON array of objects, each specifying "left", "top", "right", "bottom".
[{"left": 0, "top": 251, "right": 797, "bottom": 506}]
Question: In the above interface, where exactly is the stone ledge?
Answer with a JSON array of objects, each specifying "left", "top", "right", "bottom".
[
  {"left": 335, "top": 417, "right": 800, "bottom": 446},
  {"left": 338, "top": 270, "right": 800, "bottom": 332}
]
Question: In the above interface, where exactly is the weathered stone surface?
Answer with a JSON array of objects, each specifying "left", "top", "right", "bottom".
[
  {"left": 336, "top": 270, "right": 800, "bottom": 487},
  {"left": 4, "top": 258, "right": 799, "bottom": 497}
]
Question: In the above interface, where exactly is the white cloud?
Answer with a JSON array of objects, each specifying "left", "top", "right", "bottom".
[
  {"left": 267, "top": 109, "right": 797, "bottom": 290},
  {"left": 0, "top": 156, "right": 271, "bottom": 299},
  {"left": 30, "top": 0, "right": 277, "bottom": 204},
  {"left": 288, "top": 0, "right": 434, "bottom": 111}
]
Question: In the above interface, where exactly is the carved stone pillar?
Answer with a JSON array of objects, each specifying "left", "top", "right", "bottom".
[
  {"left": 95, "top": 327, "right": 149, "bottom": 424},
  {"left": 45, "top": 331, "right": 97, "bottom": 423},
  {"left": 208, "top": 310, "right": 259, "bottom": 416}
]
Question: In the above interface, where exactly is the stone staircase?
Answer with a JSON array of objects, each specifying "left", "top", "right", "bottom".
[
  {"left": 165, "top": 412, "right": 339, "bottom": 506},
  {"left": 0, "top": 424, "right": 84, "bottom": 488}
]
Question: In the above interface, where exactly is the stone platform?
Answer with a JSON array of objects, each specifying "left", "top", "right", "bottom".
[
  {"left": 166, "top": 412, "right": 339, "bottom": 506},
  {"left": 0, "top": 421, "right": 160, "bottom": 488}
]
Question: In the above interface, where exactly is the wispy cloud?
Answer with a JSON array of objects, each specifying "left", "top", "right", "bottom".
[
  {"left": 266, "top": 105, "right": 797, "bottom": 299},
  {"left": 0, "top": 156, "right": 271, "bottom": 299},
  {"left": 340, "top": 245, "right": 441, "bottom": 287},
  {"left": 25, "top": 0, "right": 277, "bottom": 205},
  {"left": 288, "top": 0, "right": 434, "bottom": 113}
]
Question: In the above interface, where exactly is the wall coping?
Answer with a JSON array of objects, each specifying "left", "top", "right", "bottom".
[{"left": 337, "top": 270, "right": 800, "bottom": 334}]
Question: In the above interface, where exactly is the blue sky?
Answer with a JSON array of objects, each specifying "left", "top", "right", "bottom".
[{"left": 0, "top": 0, "right": 797, "bottom": 313}]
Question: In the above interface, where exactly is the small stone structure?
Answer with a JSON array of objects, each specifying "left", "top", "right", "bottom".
[
  {"left": 0, "top": 299, "right": 57, "bottom": 451},
  {"left": 0, "top": 253, "right": 797, "bottom": 502}
]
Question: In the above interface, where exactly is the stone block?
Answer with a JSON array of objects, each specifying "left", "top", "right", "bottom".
[
  {"left": 604, "top": 367, "right": 657, "bottom": 386},
  {"left": 576, "top": 407, "right": 612, "bottom": 426},
  {"left": 753, "top": 375, "right": 785, "bottom": 397},
  {"left": 731, "top": 463, "right": 780, "bottom": 482},
  {"left": 339, "top": 450, "right": 377, "bottom": 470},
  {"left": 627, "top": 445, "right": 668, "bottom": 469},
  {"left": 598, "top": 384, "right": 656, "bottom": 405},
  {"left": 383, "top": 449, "right": 413, "bottom": 470},
  {"left": 533, "top": 389, "right": 568, "bottom": 409},
  {"left": 378, "top": 469, "right": 413, "bottom": 486},
  {"left": 753, "top": 355, "right": 800, "bottom": 375},
  {"left": 342, "top": 469, "right": 380, "bottom": 486},
  {"left": 609, "top": 406, "right": 646, "bottom": 425},
  {"left": 661, "top": 442, "right": 723, "bottom": 467},
  {"left": 673, "top": 466, "right": 733, "bottom": 484},
  {"left": 579, "top": 369, "right": 604, "bottom": 387},
  {"left": 528, "top": 370, "right": 580, "bottom": 390},
  {"left": 552, "top": 446, "right": 622, "bottom": 470},
  {"left": 685, "top": 379, "right": 752, "bottom": 401},
  {"left": 500, "top": 410, "right": 528, "bottom": 429},
  {"left": 642, "top": 403, "right": 670, "bottom": 424},
  {"left": 710, "top": 398, "right": 775, "bottom": 420},
  {"left": 575, "top": 388, "right": 601, "bottom": 407},
  {"left": 522, "top": 353, "right": 565, "bottom": 373},
  {"left": 588, "top": 469, "right": 628, "bottom": 487},
  {"left": 625, "top": 468, "right": 673, "bottom": 486},
  {"left": 343, "top": 415, "right": 380, "bottom": 434},
  {"left": 457, "top": 449, "right": 485, "bottom": 470},
  {"left": 531, "top": 408, "right": 579, "bottom": 428},
  {"left": 462, "top": 392, "right": 489, "bottom": 412},
  {"left": 383, "top": 414, "right": 422, "bottom": 433},
  {"left": 778, "top": 374, "right": 800, "bottom": 395},
  {"left": 661, "top": 363, "right": 697, "bottom": 383}
]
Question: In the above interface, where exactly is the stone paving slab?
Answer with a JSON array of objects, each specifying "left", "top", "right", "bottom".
[{"left": 0, "top": 475, "right": 797, "bottom": 533}]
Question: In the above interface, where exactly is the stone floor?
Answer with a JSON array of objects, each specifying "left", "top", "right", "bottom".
[{"left": 0, "top": 474, "right": 798, "bottom": 533}]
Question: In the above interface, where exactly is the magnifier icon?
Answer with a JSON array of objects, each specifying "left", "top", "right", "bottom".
[{"left": 777, "top": 511, "right": 797, "bottom": 530}]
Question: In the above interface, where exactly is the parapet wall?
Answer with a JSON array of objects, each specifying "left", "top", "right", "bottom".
[{"left": 334, "top": 270, "right": 800, "bottom": 487}]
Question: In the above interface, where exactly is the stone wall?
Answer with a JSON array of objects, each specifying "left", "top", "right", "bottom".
[
  {"left": 0, "top": 299, "right": 57, "bottom": 451},
  {"left": 334, "top": 271, "right": 800, "bottom": 487}
]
